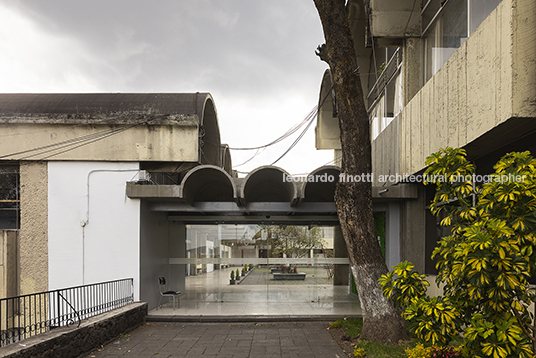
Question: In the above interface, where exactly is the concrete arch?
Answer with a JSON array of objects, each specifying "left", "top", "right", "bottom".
[
  {"left": 220, "top": 144, "right": 232, "bottom": 175},
  {"left": 197, "top": 94, "right": 223, "bottom": 168},
  {"left": 241, "top": 166, "right": 296, "bottom": 204},
  {"left": 181, "top": 165, "right": 236, "bottom": 205},
  {"left": 303, "top": 166, "right": 341, "bottom": 202},
  {"left": 315, "top": 70, "right": 341, "bottom": 150}
]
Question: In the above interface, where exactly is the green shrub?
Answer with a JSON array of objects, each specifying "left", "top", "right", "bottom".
[
  {"left": 380, "top": 149, "right": 536, "bottom": 358},
  {"left": 230, "top": 270, "right": 235, "bottom": 280},
  {"left": 353, "top": 346, "right": 366, "bottom": 357},
  {"left": 405, "top": 343, "right": 431, "bottom": 358}
]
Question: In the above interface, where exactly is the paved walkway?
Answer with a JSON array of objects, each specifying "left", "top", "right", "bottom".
[{"left": 84, "top": 321, "right": 347, "bottom": 358}]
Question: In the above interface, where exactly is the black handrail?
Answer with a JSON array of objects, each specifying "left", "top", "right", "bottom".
[{"left": 0, "top": 278, "right": 133, "bottom": 346}]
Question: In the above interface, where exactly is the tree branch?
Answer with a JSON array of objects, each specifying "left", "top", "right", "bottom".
[
  {"left": 511, "top": 306, "right": 536, "bottom": 343},
  {"left": 315, "top": 44, "right": 329, "bottom": 63}
]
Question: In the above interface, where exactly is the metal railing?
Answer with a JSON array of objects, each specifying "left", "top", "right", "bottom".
[{"left": 0, "top": 278, "right": 133, "bottom": 346}]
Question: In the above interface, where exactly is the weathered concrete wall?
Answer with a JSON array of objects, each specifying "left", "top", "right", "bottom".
[
  {"left": 0, "top": 302, "right": 147, "bottom": 358},
  {"left": 0, "top": 123, "right": 199, "bottom": 162},
  {"left": 0, "top": 230, "right": 18, "bottom": 299},
  {"left": 372, "top": 0, "right": 536, "bottom": 179},
  {"left": 139, "top": 202, "right": 171, "bottom": 310},
  {"left": 19, "top": 162, "right": 48, "bottom": 295},
  {"left": 370, "top": 0, "right": 421, "bottom": 38}
]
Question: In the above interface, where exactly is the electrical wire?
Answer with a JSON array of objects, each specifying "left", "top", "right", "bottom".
[
  {"left": 403, "top": 0, "right": 419, "bottom": 36},
  {"left": 228, "top": 106, "right": 317, "bottom": 151},
  {"left": 0, "top": 114, "right": 168, "bottom": 161},
  {"left": 233, "top": 147, "right": 266, "bottom": 168},
  {"left": 233, "top": 85, "right": 335, "bottom": 169},
  {"left": 270, "top": 110, "right": 316, "bottom": 166}
]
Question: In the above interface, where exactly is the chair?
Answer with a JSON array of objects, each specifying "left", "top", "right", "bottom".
[{"left": 158, "top": 277, "right": 181, "bottom": 310}]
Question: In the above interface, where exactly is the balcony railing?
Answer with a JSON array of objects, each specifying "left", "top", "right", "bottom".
[{"left": 0, "top": 278, "right": 133, "bottom": 346}]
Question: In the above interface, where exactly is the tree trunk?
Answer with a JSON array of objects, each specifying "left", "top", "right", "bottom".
[{"left": 313, "top": 0, "right": 408, "bottom": 343}]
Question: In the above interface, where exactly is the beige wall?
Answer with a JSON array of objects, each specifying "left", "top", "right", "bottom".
[
  {"left": 0, "top": 122, "right": 199, "bottom": 162},
  {"left": 372, "top": 0, "right": 536, "bottom": 179},
  {"left": 19, "top": 162, "right": 48, "bottom": 295}
]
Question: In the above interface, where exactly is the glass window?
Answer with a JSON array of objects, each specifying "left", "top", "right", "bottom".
[
  {"left": 0, "top": 165, "right": 20, "bottom": 230},
  {"left": 369, "top": 70, "right": 401, "bottom": 141},
  {"left": 422, "top": 0, "right": 503, "bottom": 84},
  {"left": 423, "top": 0, "right": 468, "bottom": 83},
  {"left": 469, "top": 0, "right": 503, "bottom": 33}
]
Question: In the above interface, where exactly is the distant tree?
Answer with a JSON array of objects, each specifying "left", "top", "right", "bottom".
[
  {"left": 256, "top": 226, "right": 325, "bottom": 259},
  {"left": 313, "top": 0, "right": 409, "bottom": 343}
]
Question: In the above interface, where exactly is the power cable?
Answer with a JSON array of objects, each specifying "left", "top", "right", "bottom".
[
  {"left": 0, "top": 115, "right": 167, "bottom": 160},
  {"left": 233, "top": 85, "right": 335, "bottom": 169},
  {"left": 270, "top": 111, "right": 316, "bottom": 166},
  {"left": 228, "top": 106, "right": 317, "bottom": 151},
  {"left": 403, "top": 0, "right": 419, "bottom": 37}
]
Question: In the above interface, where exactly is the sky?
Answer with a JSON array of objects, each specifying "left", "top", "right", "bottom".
[{"left": 0, "top": 1, "right": 336, "bottom": 175}]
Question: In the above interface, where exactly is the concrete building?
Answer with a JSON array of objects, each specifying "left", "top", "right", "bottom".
[
  {"left": 0, "top": 93, "right": 366, "bottom": 312},
  {"left": 0, "top": 93, "right": 229, "bottom": 301},
  {"left": 316, "top": 0, "right": 536, "bottom": 275}
]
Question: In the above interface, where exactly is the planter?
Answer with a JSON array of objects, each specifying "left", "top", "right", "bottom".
[
  {"left": 272, "top": 273, "right": 307, "bottom": 280},
  {"left": 229, "top": 279, "right": 236, "bottom": 285}
]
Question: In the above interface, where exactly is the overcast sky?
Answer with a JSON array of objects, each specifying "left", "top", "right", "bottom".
[{"left": 0, "top": 1, "right": 335, "bottom": 175}]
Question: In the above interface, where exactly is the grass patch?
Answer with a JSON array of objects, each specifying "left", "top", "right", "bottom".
[
  {"left": 330, "top": 318, "right": 465, "bottom": 358},
  {"left": 331, "top": 317, "right": 363, "bottom": 337},
  {"left": 330, "top": 318, "right": 409, "bottom": 358},
  {"left": 357, "top": 340, "right": 408, "bottom": 358}
]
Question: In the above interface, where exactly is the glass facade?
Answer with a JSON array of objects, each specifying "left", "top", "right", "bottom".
[
  {"left": 178, "top": 224, "right": 351, "bottom": 304},
  {"left": 422, "top": 0, "right": 503, "bottom": 84}
]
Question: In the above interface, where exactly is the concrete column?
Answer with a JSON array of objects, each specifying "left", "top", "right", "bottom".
[
  {"left": 0, "top": 230, "right": 18, "bottom": 299},
  {"left": 333, "top": 226, "right": 349, "bottom": 285},
  {"left": 402, "top": 37, "right": 422, "bottom": 105},
  {"left": 169, "top": 223, "right": 186, "bottom": 293},
  {"left": 385, "top": 202, "right": 401, "bottom": 269},
  {"left": 400, "top": 185, "right": 427, "bottom": 273},
  {"left": 19, "top": 162, "right": 48, "bottom": 295}
]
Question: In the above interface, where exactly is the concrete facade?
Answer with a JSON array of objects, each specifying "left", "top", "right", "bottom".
[
  {"left": 377, "top": 0, "right": 536, "bottom": 179},
  {"left": 19, "top": 162, "right": 48, "bottom": 295},
  {"left": 315, "top": 0, "right": 536, "bottom": 273}
]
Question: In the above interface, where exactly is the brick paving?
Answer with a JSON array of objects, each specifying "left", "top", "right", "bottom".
[{"left": 83, "top": 321, "right": 346, "bottom": 358}]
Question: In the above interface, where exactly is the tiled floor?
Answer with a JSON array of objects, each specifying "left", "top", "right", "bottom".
[
  {"left": 150, "top": 267, "right": 362, "bottom": 317},
  {"left": 85, "top": 321, "right": 347, "bottom": 358}
]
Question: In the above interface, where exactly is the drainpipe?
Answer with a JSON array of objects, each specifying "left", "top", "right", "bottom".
[{"left": 81, "top": 169, "right": 141, "bottom": 284}]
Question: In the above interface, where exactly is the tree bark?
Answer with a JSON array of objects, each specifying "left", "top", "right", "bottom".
[{"left": 313, "top": 0, "right": 408, "bottom": 343}]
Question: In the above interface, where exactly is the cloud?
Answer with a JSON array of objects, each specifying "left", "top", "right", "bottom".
[{"left": 0, "top": 0, "right": 332, "bottom": 174}]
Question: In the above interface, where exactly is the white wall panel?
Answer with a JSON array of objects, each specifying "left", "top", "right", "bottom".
[{"left": 48, "top": 162, "right": 140, "bottom": 299}]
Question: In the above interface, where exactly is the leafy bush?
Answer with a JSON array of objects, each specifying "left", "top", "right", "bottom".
[
  {"left": 380, "top": 149, "right": 536, "bottom": 358},
  {"left": 353, "top": 346, "right": 366, "bottom": 357},
  {"left": 405, "top": 343, "right": 431, "bottom": 358},
  {"left": 230, "top": 270, "right": 235, "bottom": 280}
]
